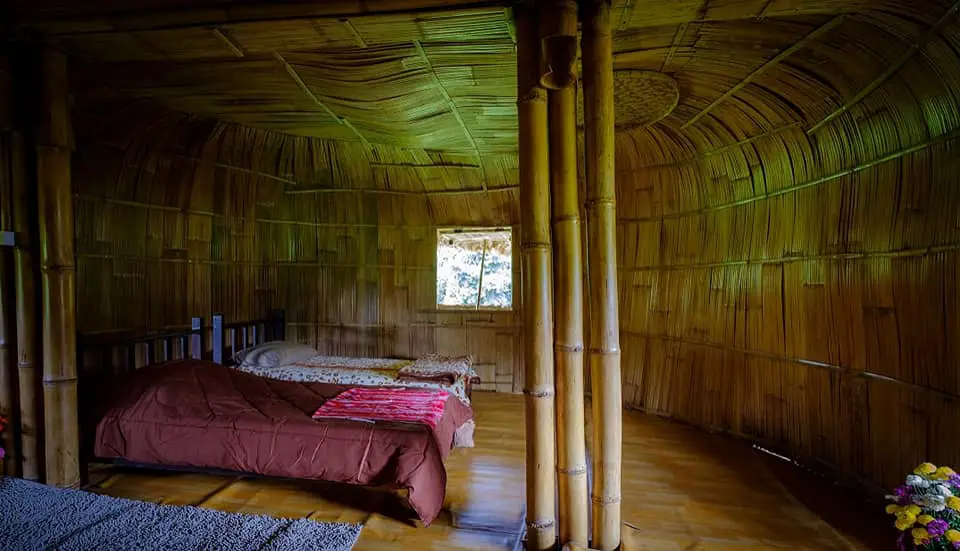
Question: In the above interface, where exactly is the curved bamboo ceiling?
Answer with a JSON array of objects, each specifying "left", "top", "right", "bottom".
[{"left": 18, "top": 0, "right": 954, "bottom": 163}]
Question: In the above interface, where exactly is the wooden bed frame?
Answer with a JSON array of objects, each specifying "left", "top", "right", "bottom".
[
  {"left": 73, "top": 310, "right": 505, "bottom": 534},
  {"left": 78, "top": 308, "right": 477, "bottom": 401},
  {"left": 77, "top": 310, "right": 286, "bottom": 376}
]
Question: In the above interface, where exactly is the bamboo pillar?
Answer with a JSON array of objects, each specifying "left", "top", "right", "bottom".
[
  {"left": 12, "top": 128, "right": 42, "bottom": 481},
  {"left": 517, "top": 3, "right": 558, "bottom": 549},
  {"left": 0, "top": 136, "right": 19, "bottom": 477},
  {"left": 549, "top": 84, "right": 589, "bottom": 547},
  {"left": 582, "top": 1, "right": 622, "bottom": 549},
  {"left": 37, "top": 47, "right": 79, "bottom": 488}
]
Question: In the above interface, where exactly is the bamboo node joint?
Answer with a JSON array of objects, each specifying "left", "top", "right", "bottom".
[
  {"left": 584, "top": 198, "right": 616, "bottom": 208},
  {"left": 526, "top": 519, "right": 556, "bottom": 529},
  {"left": 555, "top": 343, "right": 584, "bottom": 352},
  {"left": 558, "top": 464, "right": 588, "bottom": 475}
]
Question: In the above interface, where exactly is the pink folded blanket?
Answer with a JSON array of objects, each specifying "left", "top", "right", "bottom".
[{"left": 312, "top": 387, "right": 451, "bottom": 430}]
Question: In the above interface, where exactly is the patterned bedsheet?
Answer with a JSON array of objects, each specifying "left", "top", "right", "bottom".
[{"left": 233, "top": 355, "right": 475, "bottom": 406}]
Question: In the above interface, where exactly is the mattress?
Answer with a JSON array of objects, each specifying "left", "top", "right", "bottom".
[
  {"left": 233, "top": 354, "right": 477, "bottom": 405},
  {"left": 91, "top": 360, "right": 473, "bottom": 525}
]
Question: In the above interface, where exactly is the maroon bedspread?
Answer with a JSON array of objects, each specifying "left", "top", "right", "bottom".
[{"left": 92, "top": 360, "right": 473, "bottom": 525}]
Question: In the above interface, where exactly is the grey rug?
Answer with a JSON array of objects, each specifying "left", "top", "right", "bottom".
[{"left": 0, "top": 477, "right": 363, "bottom": 551}]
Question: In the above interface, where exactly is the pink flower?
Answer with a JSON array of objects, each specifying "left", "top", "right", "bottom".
[{"left": 0, "top": 447, "right": 5, "bottom": 460}]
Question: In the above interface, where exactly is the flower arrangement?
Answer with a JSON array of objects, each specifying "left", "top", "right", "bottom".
[{"left": 887, "top": 463, "right": 960, "bottom": 549}]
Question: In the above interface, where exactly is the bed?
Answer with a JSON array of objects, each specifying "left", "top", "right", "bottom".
[{"left": 78, "top": 311, "right": 475, "bottom": 526}]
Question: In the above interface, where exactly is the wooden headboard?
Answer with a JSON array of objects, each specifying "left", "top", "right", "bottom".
[{"left": 77, "top": 310, "right": 286, "bottom": 376}]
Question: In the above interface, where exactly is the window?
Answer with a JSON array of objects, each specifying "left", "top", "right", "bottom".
[{"left": 436, "top": 228, "right": 512, "bottom": 310}]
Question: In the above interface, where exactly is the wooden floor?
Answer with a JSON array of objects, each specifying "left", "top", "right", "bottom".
[{"left": 86, "top": 392, "right": 885, "bottom": 550}]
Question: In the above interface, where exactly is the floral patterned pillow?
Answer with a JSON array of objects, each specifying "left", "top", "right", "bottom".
[{"left": 402, "top": 354, "right": 475, "bottom": 378}]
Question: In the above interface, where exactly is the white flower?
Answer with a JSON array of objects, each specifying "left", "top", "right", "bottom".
[
  {"left": 936, "top": 484, "right": 954, "bottom": 497},
  {"left": 906, "top": 475, "right": 931, "bottom": 488},
  {"left": 919, "top": 494, "right": 947, "bottom": 512}
]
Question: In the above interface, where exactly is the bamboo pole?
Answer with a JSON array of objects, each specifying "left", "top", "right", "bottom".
[
  {"left": 37, "top": 47, "right": 80, "bottom": 488},
  {"left": 549, "top": 84, "right": 589, "bottom": 547},
  {"left": 0, "top": 134, "right": 19, "bottom": 477},
  {"left": 12, "top": 128, "right": 43, "bottom": 481},
  {"left": 582, "top": 1, "right": 622, "bottom": 549},
  {"left": 517, "top": 3, "right": 557, "bottom": 549}
]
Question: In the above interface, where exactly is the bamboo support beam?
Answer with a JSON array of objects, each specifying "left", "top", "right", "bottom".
[
  {"left": 11, "top": 129, "right": 42, "bottom": 481},
  {"left": 582, "top": 2, "right": 622, "bottom": 549},
  {"left": 517, "top": 4, "right": 557, "bottom": 549},
  {"left": 549, "top": 83, "right": 589, "bottom": 548},
  {"left": 37, "top": 47, "right": 80, "bottom": 488},
  {"left": 28, "top": 1, "right": 500, "bottom": 36}
]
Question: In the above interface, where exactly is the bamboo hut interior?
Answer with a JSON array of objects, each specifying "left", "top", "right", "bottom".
[{"left": 1, "top": 0, "right": 959, "bottom": 549}]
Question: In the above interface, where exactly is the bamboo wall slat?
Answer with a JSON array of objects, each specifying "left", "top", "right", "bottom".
[{"left": 613, "top": 0, "right": 960, "bottom": 494}]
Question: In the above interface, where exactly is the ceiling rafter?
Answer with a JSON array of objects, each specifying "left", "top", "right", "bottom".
[
  {"left": 681, "top": 15, "right": 846, "bottom": 130},
  {"left": 339, "top": 18, "right": 368, "bottom": 47},
  {"left": 412, "top": 39, "right": 487, "bottom": 191},
  {"left": 273, "top": 52, "right": 371, "bottom": 147},
  {"left": 807, "top": 0, "right": 960, "bottom": 134},
  {"left": 211, "top": 27, "right": 246, "bottom": 57},
  {"left": 659, "top": 23, "right": 689, "bottom": 72}
]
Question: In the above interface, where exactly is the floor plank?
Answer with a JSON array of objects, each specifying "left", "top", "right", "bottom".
[{"left": 86, "top": 392, "right": 882, "bottom": 550}]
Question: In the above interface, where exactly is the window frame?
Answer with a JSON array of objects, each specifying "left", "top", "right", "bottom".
[{"left": 435, "top": 226, "right": 514, "bottom": 312}]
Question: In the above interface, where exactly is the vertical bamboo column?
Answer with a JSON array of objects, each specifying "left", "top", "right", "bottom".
[
  {"left": 37, "top": 47, "right": 80, "bottom": 487},
  {"left": 517, "top": 3, "right": 558, "bottom": 549},
  {"left": 549, "top": 85, "right": 589, "bottom": 546},
  {"left": 12, "top": 128, "right": 42, "bottom": 481},
  {"left": 582, "top": 1, "right": 622, "bottom": 549},
  {"left": 0, "top": 135, "right": 19, "bottom": 477}
]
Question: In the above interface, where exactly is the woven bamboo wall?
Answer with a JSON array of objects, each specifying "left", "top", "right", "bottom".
[
  {"left": 612, "top": 6, "right": 960, "bottom": 492},
  {"left": 72, "top": 104, "right": 522, "bottom": 392}
]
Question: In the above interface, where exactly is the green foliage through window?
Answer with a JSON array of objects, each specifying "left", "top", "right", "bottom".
[{"left": 436, "top": 229, "right": 512, "bottom": 309}]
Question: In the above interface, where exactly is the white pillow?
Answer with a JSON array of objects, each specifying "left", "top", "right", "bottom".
[{"left": 233, "top": 342, "right": 317, "bottom": 368}]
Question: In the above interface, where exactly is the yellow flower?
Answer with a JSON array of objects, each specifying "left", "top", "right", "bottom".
[
  {"left": 886, "top": 504, "right": 901, "bottom": 514},
  {"left": 896, "top": 515, "right": 916, "bottom": 531},
  {"left": 915, "top": 463, "right": 938, "bottom": 476},
  {"left": 947, "top": 530, "right": 960, "bottom": 543},
  {"left": 948, "top": 496, "right": 960, "bottom": 511},
  {"left": 935, "top": 466, "right": 957, "bottom": 480},
  {"left": 912, "top": 527, "right": 931, "bottom": 543},
  {"left": 904, "top": 505, "right": 922, "bottom": 516},
  {"left": 917, "top": 515, "right": 934, "bottom": 526}
]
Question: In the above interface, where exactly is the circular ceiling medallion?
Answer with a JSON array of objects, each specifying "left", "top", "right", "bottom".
[{"left": 577, "top": 70, "right": 679, "bottom": 129}]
